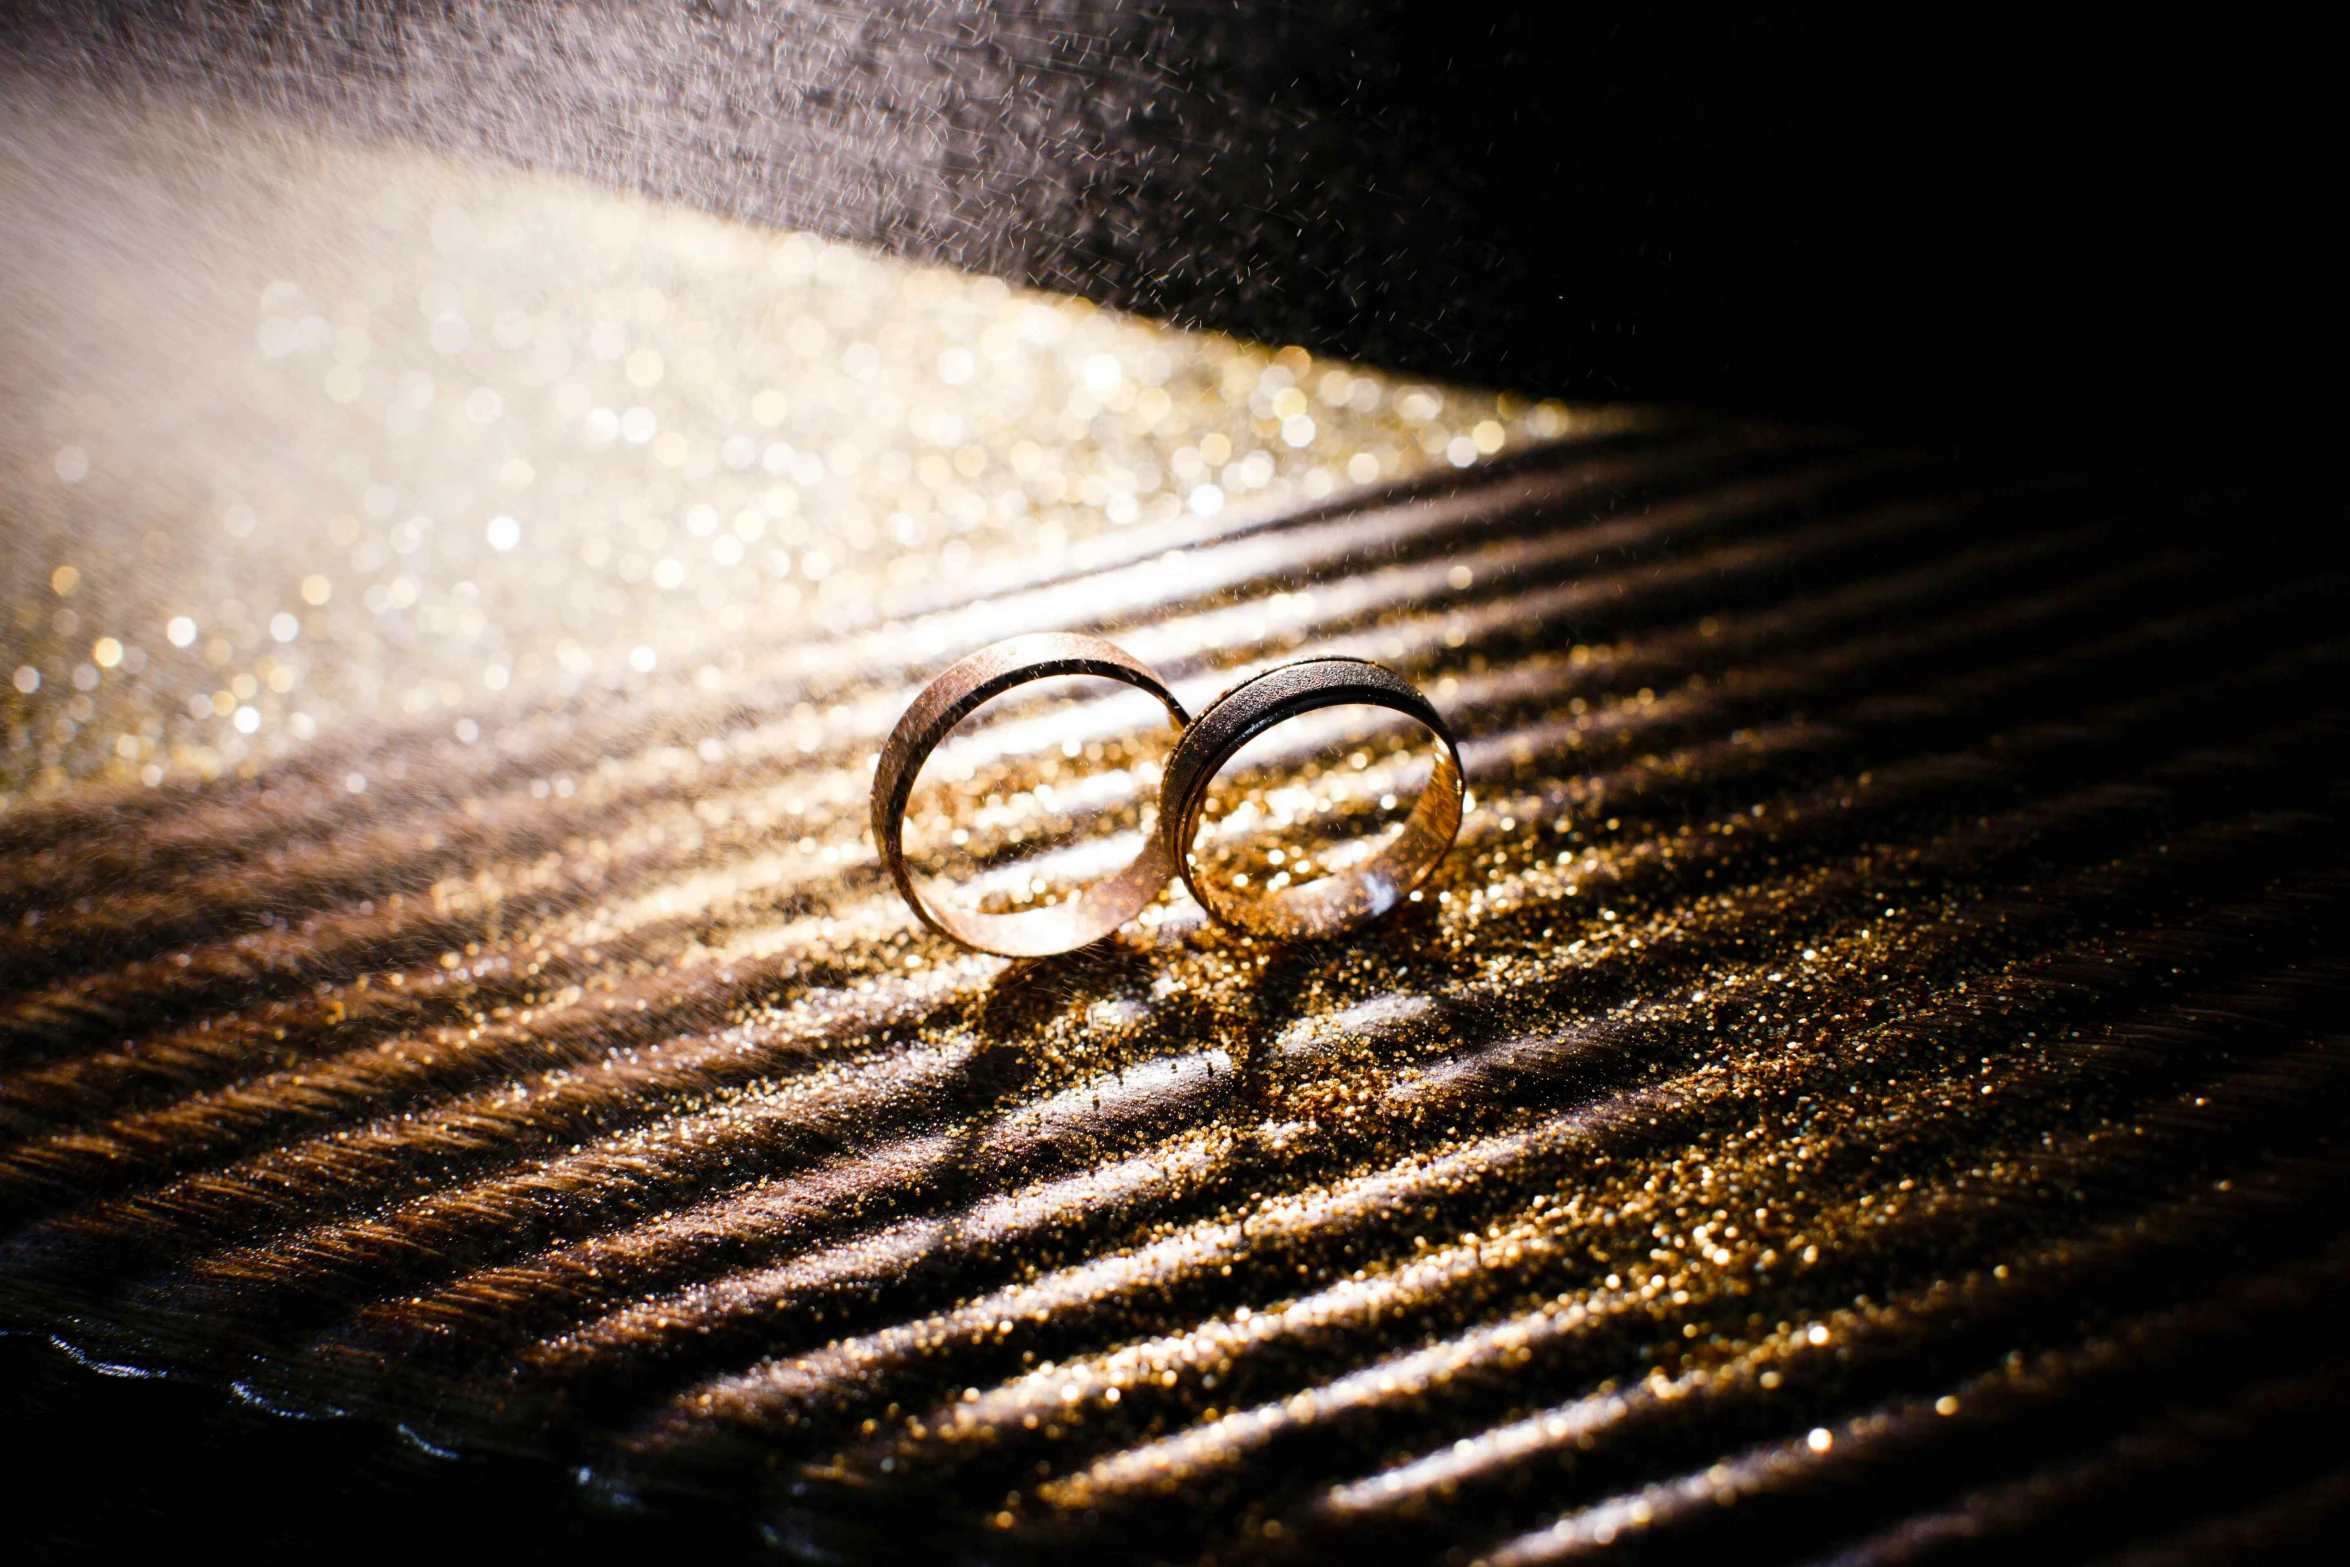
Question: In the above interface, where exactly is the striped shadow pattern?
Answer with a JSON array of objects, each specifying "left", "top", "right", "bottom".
[{"left": 4, "top": 422, "right": 2347, "bottom": 1564}]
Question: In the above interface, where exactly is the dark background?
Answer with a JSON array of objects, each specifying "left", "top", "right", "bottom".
[{"left": 1, "top": 1, "right": 2336, "bottom": 482}]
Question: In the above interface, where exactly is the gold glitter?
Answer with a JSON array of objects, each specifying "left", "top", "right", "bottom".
[
  {"left": 3, "top": 81, "right": 2345, "bottom": 1567},
  {"left": 2, "top": 91, "right": 1573, "bottom": 801}
]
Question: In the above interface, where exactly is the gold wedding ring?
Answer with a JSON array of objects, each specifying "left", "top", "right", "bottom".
[
  {"left": 875, "top": 641, "right": 1460, "bottom": 952},
  {"left": 871, "top": 633, "right": 1189, "bottom": 957},
  {"left": 1161, "top": 657, "right": 1464, "bottom": 939}
]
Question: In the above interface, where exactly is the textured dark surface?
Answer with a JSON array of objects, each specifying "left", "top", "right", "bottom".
[{"left": 4, "top": 418, "right": 2349, "bottom": 1562}]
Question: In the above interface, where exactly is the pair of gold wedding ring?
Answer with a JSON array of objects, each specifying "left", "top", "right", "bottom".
[{"left": 872, "top": 633, "right": 1466, "bottom": 957}]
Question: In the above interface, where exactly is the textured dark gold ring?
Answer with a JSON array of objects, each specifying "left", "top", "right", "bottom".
[
  {"left": 873, "top": 633, "right": 1190, "bottom": 957},
  {"left": 1162, "top": 657, "right": 1463, "bottom": 938}
]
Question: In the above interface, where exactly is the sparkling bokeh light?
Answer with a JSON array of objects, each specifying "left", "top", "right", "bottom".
[{"left": 3, "top": 89, "right": 1578, "bottom": 806}]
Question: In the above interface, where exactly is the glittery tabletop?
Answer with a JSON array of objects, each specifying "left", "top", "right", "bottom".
[{"left": 6, "top": 91, "right": 2349, "bottom": 1564}]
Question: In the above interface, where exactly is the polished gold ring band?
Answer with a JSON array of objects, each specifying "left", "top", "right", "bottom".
[
  {"left": 870, "top": 632, "right": 1190, "bottom": 957},
  {"left": 1161, "top": 656, "right": 1464, "bottom": 939}
]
